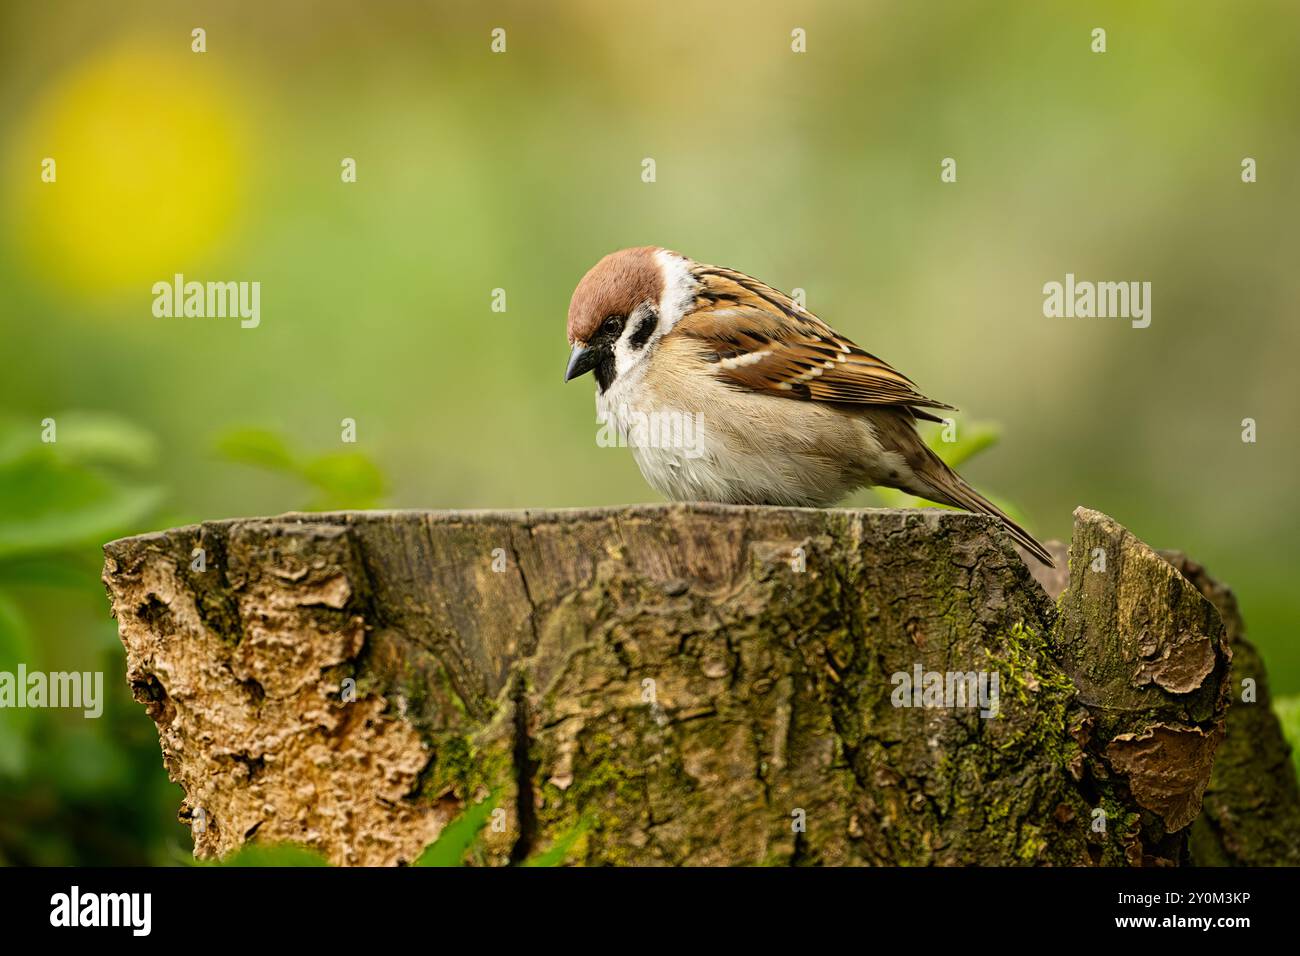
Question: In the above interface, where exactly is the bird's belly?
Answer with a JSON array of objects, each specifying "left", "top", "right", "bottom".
[
  {"left": 598, "top": 383, "right": 874, "bottom": 507},
  {"left": 630, "top": 441, "right": 850, "bottom": 507}
]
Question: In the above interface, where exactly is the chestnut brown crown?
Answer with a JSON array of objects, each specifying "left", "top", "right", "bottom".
[{"left": 566, "top": 246, "right": 665, "bottom": 345}]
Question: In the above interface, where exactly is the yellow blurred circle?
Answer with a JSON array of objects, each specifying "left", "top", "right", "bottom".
[{"left": 8, "top": 39, "right": 247, "bottom": 296}]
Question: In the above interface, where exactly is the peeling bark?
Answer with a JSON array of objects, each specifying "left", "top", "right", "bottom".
[
  {"left": 1161, "top": 552, "right": 1300, "bottom": 866},
  {"left": 101, "top": 504, "right": 1298, "bottom": 866}
]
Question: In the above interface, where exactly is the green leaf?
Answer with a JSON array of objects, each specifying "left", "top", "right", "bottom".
[
  {"left": 523, "top": 817, "right": 590, "bottom": 867},
  {"left": 214, "top": 427, "right": 298, "bottom": 474},
  {"left": 215, "top": 428, "right": 387, "bottom": 510},
  {"left": 0, "top": 456, "right": 163, "bottom": 559},
  {"left": 46, "top": 411, "right": 159, "bottom": 470},
  {"left": 1274, "top": 695, "right": 1300, "bottom": 779},
  {"left": 0, "top": 591, "right": 35, "bottom": 777},
  {"left": 414, "top": 791, "right": 499, "bottom": 867},
  {"left": 300, "top": 452, "right": 386, "bottom": 510},
  {"left": 0, "top": 412, "right": 158, "bottom": 470},
  {"left": 924, "top": 420, "right": 1001, "bottom": 469}
]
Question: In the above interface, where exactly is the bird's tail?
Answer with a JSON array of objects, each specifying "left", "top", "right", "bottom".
[{"left": 908, "top": 449, "right": 1054, "bottom": 568}]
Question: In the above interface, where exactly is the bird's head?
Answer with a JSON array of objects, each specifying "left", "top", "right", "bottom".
[{"left": 565, "top": 246, "right": 695, "bottom": 392}]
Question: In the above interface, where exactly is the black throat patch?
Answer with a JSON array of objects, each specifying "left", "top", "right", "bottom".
[{"left": 594, "top": 350, "right": 617, "bottom": 393}]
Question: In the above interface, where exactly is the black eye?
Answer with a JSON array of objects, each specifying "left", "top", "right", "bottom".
[{"left": 602, "top": 315, "right": 623, "bottom": 335}]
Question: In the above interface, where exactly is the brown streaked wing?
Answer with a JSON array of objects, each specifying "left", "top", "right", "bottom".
[{"left": 679, "top": 266, "right": 957, "bottom": 412}]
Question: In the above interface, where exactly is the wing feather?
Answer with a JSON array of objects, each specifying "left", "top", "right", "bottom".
[{"left": 678, "top": 266, "right": 956, "bottom": 413}]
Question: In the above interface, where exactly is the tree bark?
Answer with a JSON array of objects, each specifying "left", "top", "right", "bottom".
[
  {"left": 1164, "top": 552, "right": 1300, "bottom": 865},
  {"left": 101, "top": 504, "right": 1298, "bottom": 865}
]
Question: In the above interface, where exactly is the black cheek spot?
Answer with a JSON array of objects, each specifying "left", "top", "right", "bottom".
[{"left": 628, "top": 310, "right": 658, "bottom": 350}]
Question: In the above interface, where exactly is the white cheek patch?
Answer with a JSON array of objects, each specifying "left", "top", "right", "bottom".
[
  {"left": 614, "top": 305, "right": 664, "bottom": 380},
  {"left": 611, "top": 250, "right": 698, "bottom": 385},
  {"left": 613, "top": 333, "right": 641, "bottom": 380},
  {"left": 653, "top": 249, "right": 697, "bottom": 333}
]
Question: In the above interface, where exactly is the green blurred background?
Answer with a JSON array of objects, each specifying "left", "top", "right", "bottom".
[{"left": 0, "top": 1, "right": 1296, "bottom": 864}]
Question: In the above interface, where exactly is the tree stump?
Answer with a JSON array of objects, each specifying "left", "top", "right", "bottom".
[{"left": 101, "top": 504, "right": 1299, "bottom": 865}]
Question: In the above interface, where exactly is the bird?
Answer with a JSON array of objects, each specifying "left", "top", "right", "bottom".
[{"left": 563, "top": 246, "right": 1053, "bottom": 567}]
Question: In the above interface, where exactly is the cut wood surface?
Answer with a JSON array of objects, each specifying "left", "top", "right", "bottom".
[{"left": 101, "top": 504, "right": 1299, "bottom": 865}]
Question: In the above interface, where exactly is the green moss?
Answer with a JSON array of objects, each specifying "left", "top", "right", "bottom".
[
  {"left": 419, "top": 732, "right": 509, "bottom": 801},
  {"left": 1017, "top": 825, "right": 1047, "bottom": 863},
  {"left": 1092, "top": 795, "right": 1143, "bottom": 865},
  {"left": 531, "top": 729, "right": 658, "bottom": 866},
  {"left": 438, "top": 664, "right": 470, "bottom": 719},
  {"left": 983, "top": 621, "right": 1075, "bottom": 759},
  {"left": 523, "top": 816, "right": 591, "bottom": 867}
]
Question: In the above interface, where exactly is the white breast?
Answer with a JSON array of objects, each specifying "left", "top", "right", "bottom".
[{"left": 595, "top": 345, "right": 906, "bottom": 507}]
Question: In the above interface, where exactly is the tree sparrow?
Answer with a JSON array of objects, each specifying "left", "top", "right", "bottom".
[{"left": 564, "top": 246, "right": 1053, "bottom": 567}]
